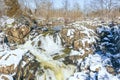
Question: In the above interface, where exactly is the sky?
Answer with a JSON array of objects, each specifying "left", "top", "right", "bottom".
[
  {"left": 21, "top": 0, "right": 91, "bottom": 11},
  {"left": 53, "top": 0, "right": 85, "bottom": 9}
]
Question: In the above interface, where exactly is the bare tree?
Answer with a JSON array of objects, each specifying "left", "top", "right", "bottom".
[
  {"left": 35, "top": 0, "right": 53, "bottom": 19},
  {"left": 89, "top": 0, "right": 119, "bottom": 19},
  {"left": 62, "top": 0, "right": 70, "bottom": 24},
  {"left": 62, "top": 0, "right": 70, "bottom": 17},
  {"left": 72, "top": 1, "right": 82, "bottom": 20},
  {"left": 0, "top": 0, "right": 6, "bottom": 16}
]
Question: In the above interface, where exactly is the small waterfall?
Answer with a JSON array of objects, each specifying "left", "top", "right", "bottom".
[{"left": 17, "top": 34, "right": 75, "bottom": 80}]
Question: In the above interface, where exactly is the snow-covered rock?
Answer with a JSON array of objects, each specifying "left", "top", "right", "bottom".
[{"left": 0, "top": 17, "right": 120, "bottom": 80}]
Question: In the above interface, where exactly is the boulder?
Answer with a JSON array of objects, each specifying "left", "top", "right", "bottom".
[
  {"left": 60, "top": 25, "right": 96, "bottom": 52},
  {"left": 6, "top": 25, "right": 30, "bottom": 44},
  {"left": 73, "top": 40, "right": 81, "bottom": 50},
  {"left": 0, "top": 64, "right": 15, "bottom": 74},
  {"left": 1, "top": 76, "right": 9, "bottom": 80},
  {"left": 13, "top": 52, "right": 40, "bottom": 80},
  {"left": 106, "top": 66, "right": 115, "bottom": 75}
]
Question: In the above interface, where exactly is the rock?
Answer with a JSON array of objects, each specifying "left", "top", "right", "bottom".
[
  {"left": 13, "top": 52, "right": 40, "bottom": 80},
  {"left": 6, "top": 25, "right": 30, "bottom": 44},
  {"left": 19, "top": 25, "right": 30, "bottom": 37},
  {"left": 95, "top": 67, "right": 100, "bottom": 72},
  {"left": 37, "top": 40, "right": 41, "bottom": 47},
  {"left": 108, "top": 21, "right": 115, "bottom": 27},
  {"left": 60, "top": 24, "right": 96, "bottom": 53},
  {"left": 7, "top": 36, "right": 25, "bottom": 44},
  {"left": 1, "top": 76, "right": 9, "bottom": 80},
  {"left": 37, "top": 19, "right": 46, "bottom": 26},
  {"left": 41, "top": 27, "right": 48, "bottom": 31},
  {"left": 0, "top": 64, "right": 15, "bottom": 74},
  {"left": 116, "top": 40, "right": 120, "bottom": 52},
  {"left": 74, "top": 30, "right": 80, "bottom": 40},
  {"left": 73, "top": 40, "right": 80, "bottom": 50},
  {"left": 10, "top": 46, "right": 17, "bottom": 50},
  {"left": 73, "top": 35, "right": 93, "bottom": 51},
  {"left": 106, "top": 66, "right": 115, "bottom": 75}
]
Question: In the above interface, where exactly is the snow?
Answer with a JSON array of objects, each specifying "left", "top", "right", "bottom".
[
  {"left": 15, "top": 34, "right": 73, "bottom": 79},
  {"left": 70, "top": 50, "right": 81, "bottom": 55},
  {"left": 0, "top": 17, "right": 120, "bottom": 80},
  {"left": 90, "top": 72, "right": 98, "bottom": 80},
  {"left": 0, "top": 49, "right": 27, "bottom": 67},
  {"left": 6, "top": 18, "right": 14, "bottom": 25},
  {"left": 97, "top": 27, "right": 104, "bottom": 33},
  {"left": 0, "top": 16, "right": 14, "bottom": 27},
  {"left": 0, "top": 44, "right": 9, "bottom": 52},
  {"left": 98, "top": 67, "right": 119, "bottom": 80},
  {"left": 40, "top": 34, "right": 63, "bottom": 55},
  {"left": 67, "top": 29, "right": 75, "bottom": 38},
  {"left": 81, "top": 29, "right": 93, "bottom": 37},
  {"left": 69, "top": 52, "right": 120, "bottom": 80},
  {"left": 69, "top": 72, "right": 89, "bottom": 80},
  {"left": 0, "top": 74, "right": 13, "bottom": 80},
  {"left": 103, "top": 37, "right": 110, "bottom": 41},
  {"left": 0, "top": 32, "right": 9, "bottom": 51}
]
